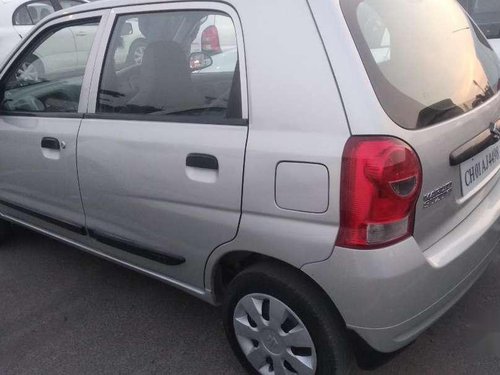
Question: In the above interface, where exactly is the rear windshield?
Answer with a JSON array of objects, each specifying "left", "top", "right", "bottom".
[{"left": 341, "top": 0, "right": 500, "bottom": 129}]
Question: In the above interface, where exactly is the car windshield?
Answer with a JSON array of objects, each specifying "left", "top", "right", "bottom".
[{"left": 341, "top": 0, "right": 500, "bottom": 129}]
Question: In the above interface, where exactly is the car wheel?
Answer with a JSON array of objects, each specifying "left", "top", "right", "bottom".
[
  {"left": 127, "top": 40, "right": 147, "bottom": 66},
  {"left": 15, "top": 55, "right": 45, "bottom": 83},
  {"left": 223, "top": 262, "right": 354, "bottom": 375}
]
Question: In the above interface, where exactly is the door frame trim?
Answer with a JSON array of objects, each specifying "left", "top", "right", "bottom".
[{"left": 83, "top": 112, "right": 248, "bottom": 126}]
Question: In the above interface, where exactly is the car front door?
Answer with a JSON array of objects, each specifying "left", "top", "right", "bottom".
[
  {"left": 0, "top": 11, "right": 106, "bottom": 238},
  {"left": 78, "top": 3, "right": 248, "bottom": 290}
]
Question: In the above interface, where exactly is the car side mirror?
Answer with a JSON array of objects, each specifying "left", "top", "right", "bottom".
[
  {"left": 189, "top": 52, "right": 213, "bottom": 71},
  {"left": 121, "top": 22, "right": 133, "bottom": 36}
]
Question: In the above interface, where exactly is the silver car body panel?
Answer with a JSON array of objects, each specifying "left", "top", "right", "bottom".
[
  {"left": 77, "top": 119, "right": 248, "bottom": 289},
  {"left": 303, "top": 174, "right": 500, "bottom": 352},
  {"left": 0, "top": 116, "right": 85, "bottom": 227},
  {"left": 204, "top": 0, "right": 351, "bottom": 291},
  {"left": 275, "top": 162, "right": 330, "bottom": 214}
]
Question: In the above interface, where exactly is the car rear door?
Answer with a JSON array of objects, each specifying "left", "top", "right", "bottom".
[
  {"left": 78, "top": 2, "right": 247, "bottom": 289},
  {"left": 0, "top": 10, "right": 107, "bottom": 238}
]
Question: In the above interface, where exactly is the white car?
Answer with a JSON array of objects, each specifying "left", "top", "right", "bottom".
[{"left": 0, "top": 0, "right": 87, "bottom": 65}]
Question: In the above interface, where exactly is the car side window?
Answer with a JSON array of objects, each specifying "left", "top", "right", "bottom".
[
  {"left": 0, "top": 20, "right": 99, "bottom": 114},
  {"left": 97, "top": 10, "right": 242, "bottom": 123}
]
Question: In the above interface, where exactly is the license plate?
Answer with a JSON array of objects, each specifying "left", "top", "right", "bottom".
[{"left": 460, "top": 142, "right": 500, "bottom": 196}]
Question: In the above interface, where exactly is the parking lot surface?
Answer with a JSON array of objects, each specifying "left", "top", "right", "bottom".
[{"left": 0, "top": 227, "right": 499, "bottom": 374}]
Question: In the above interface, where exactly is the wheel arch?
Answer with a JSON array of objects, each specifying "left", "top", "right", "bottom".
[{"left": 205, "top": 248, "right": 347, "bottom": 327}]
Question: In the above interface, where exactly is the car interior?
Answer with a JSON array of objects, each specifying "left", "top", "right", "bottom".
[
  {"left": 97, "top": 11, "right": 242, "bottom": 121},
  {"left": 0, "top": 22, "right": 98, "bottom": 114},
  {"left": 1, "top": 11, "right": 242, "bottom": 121}
]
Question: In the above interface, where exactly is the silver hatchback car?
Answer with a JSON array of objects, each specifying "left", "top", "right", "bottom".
[{"left": 1, "top": 0, "right": 500, "bottom": 374}]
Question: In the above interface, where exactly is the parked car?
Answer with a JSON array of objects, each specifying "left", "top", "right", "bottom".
[
  {"left": 1, "top": 1, "right": 500, "bottom": 374},
  {"left": 0, "top": 0, "right": 87, "bottom": 65},
  {"left": 460, "top": 0, "right": 500, "bottom": 57}
]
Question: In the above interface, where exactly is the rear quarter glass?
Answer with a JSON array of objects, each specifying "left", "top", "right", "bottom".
[{"left": 340, "top": 0, "right": 500, "bottom": 130}]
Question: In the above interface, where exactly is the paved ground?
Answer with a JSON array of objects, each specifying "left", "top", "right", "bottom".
[{"left": 0, "top": 227, "right": 499, "bottom": 375}]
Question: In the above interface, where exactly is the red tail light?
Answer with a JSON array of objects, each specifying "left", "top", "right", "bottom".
[
  {"left": 201, "top": 25, "right": 222, "bottom": 54},
  {"left": 336, "top": 136, "right": 422, "bottom": 249}
]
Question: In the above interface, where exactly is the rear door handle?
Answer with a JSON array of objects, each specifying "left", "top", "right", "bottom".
[
  {"left": 41, "top": 137, "right": 61, "bottom": 150},
  {"left": 450, "top": 120, "right": 500, "bottom": 166},
  {"left": 186, "top": 153, "right": 219, "bottom": 170}
]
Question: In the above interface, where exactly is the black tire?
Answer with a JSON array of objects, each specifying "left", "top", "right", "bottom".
[{"left": 223, "top": 262, "right": 355, "bottom": 375}]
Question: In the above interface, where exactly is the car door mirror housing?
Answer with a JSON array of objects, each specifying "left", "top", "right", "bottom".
[{"left": 189, "top": 52, "right": 213, "bottom": 71}]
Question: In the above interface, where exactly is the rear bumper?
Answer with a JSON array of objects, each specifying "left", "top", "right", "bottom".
[{"left": 302, "top": 180, "right": 500, "bottom": 353}]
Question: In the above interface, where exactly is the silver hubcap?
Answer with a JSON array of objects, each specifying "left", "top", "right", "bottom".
[
  {"left": 233, "top": 294, "right": 317, "bottom": 375},
  {"left": 133, "top": 46, "right": 145, "bottom": 65}
]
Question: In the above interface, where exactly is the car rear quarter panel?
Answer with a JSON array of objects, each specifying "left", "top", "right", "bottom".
[
  {"left": 304, "top": 0, "right": 500, "bottom": 348},
  {"left": 205, "top": 0, "right": 351, "bottom": 291},
  {"left": 307, "top": 0, "right": 500, "bottom": 251}
]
